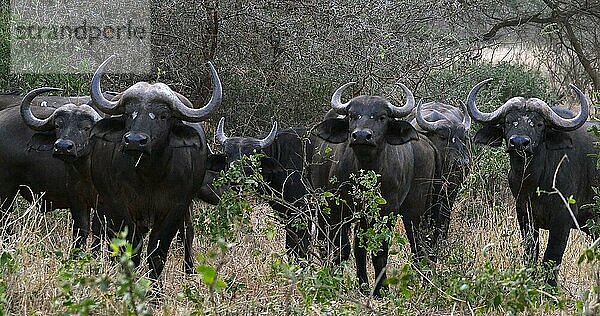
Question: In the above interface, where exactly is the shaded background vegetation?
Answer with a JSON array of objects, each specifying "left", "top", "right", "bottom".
[{"left": 2, "top": 0, "right": 598, "bottom": 133}]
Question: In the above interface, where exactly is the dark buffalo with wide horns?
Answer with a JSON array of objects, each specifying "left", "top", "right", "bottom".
[
  {"left": 411, "top": 102, "right": 471, "bottom": 240},
  {"left": 311, "top": 81, "right": 440, "bottom": 296},
  {"left": 89, "top": 55, "right": 220, "bottom": 279},
  {"left": 467, "top": 78, "right": 596, "bottom": 286},
  {"left": 214, "top": 118, "right": 313, "bottom": 259},
  {"left": 19, "top": 87, "right": 105, "bottom": 250},
  {"left": 0, "top": 91, "right": 112, "bottom": 249}
]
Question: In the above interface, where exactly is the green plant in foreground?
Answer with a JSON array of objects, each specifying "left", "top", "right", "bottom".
[
  {"left": 270, "top": 258, "right": 355, "bottom": 307},
  {"left": 109, "top": 230, "right": 152, "bottom": 316},
  {"left": 197, "top": 153, "right": 263, "bottom": 242},
  {"left": 349, "top": 170, "right": 396, "bottom": 256},
  {"left": 53, "top": 251, "right": 100, "bottom": 314},
  {"left": 186, "top": 153, "right": 264, "bottom": 313},
  {"left": 52, "top": 229, "right": 152, "bottom": 316}
]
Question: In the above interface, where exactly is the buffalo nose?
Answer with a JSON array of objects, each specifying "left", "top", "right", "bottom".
[
  {"left": 509, "top": 135, "right": 531, "bottom": 149},
  {"left": 54, "top": 139, "right": 75, "bottom": 153},
  {"left": 351, "top": 130, "right": 372, "bottom": 141},
  {"left": 123, "top": 132, "right": 149, "bottom": 146}
]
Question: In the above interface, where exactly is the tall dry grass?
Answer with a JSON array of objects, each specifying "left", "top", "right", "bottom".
[{"left": 0, "top": 160, "right": 597, "bottom": 315}]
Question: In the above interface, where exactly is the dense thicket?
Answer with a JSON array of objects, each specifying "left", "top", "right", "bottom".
[{"left": 0, "top": 0, "right": 597, "bottom": 133}]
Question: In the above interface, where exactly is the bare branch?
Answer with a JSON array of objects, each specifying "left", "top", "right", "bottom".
[{"left": 481, "top": 13, "right": 557, "bottom": 41}]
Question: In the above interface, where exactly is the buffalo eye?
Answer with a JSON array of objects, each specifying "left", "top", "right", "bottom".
[
  {"left": 55, "top": 118, "right": 64, "bottom": 127},
  {"left": 81, "top": 121, "right": 93, "bottom": 131},
  {"left": 160, "top": 114, "right": 168, "bottom": 120},
  {"left": 438, "top": 129, "right": 450, "bottom": 140},
  {"left": 379, "top": 115, "right": 387, "bottom": 122}
]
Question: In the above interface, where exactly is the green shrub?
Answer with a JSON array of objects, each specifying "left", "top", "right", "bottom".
[
  {"left": 419, "top": 61, "right": 556, "bottom": 109},
  {"left": 51, "top": 230, "right": 152, "bottom": 316}
]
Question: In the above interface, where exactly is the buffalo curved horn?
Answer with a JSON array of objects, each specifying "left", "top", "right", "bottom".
[
  {"left": 415, "top": 101, "right": 443, "bottom": 132},
  {"left": 460, "top": 101, "right": 472, "bottom": 131},
  {"left": 389, "top": 82, "right": 416, "bottom": 118},
  {"left": 170, "top": 62, "right": 222, "bottom": 122},
  {"left": 258, "top": 121, "right": 278, "bottom": 148},
  {"left": 466, "top": 78, "right": 520, "bottom": 124},
  {"left": 21, "top": 87, "right": 63, "bottom": 131},
  {"left": 216, "top": 117, "right": 229, "bottom": 145},
  {"left": 91, "top": 55, "right": 125, "bottom": 115},
  {"left": 331, "top": 82, "right": 355, "bottom": 115},
  {"left": 530, "top": 84, "right": 589, "bottom": 131}
]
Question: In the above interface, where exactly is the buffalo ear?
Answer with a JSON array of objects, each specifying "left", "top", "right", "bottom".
[
  {"left": 206, "top": 153, "right": 227, "bottom": 172},
  {"left": 260, "top": 156, "right": 281, "bottom": 172},
  {"left": 169, "top": 123, "right": 202, "bottom": 148},
  {"left": 28, "top": 132, "right": 55, "bottom": 152},
  {"left": 386, "top": 120, "right": 418, "bottom": 145},
  {"left": 474, "top": 125, "right": 503, "bottom": 147},
  {"left": 312, "top": 118, "right": 349, "bottom": 143},
  {"left": 545, "top": 130, "right": 573, "bottom": 150},
  {"left": 91, "top": 117, "right": 126, "bottom": 142}
]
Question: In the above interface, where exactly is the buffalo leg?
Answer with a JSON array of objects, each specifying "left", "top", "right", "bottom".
[
  {"left": 542, "top": 226, "right": 570, "bottom": 287},
  {"left": 324, "top": 221, "right": 351, "bottom": 265},
  {"left": 276, "top": 202, "right": 310, "bottom": 261},
  {"left": 516, "top": 204, "right": 540, "bottom": 265},
  {"left": 147, "top": 218, "right": 180, "bottom": 280},
  {"left": 402, "top": 216, "right": 422, "bottom": 258},
  {"left": 354, "top": 220, "right": 369, "bottom": 293},
  {"left": 371, "top": 237, "right": 390, "bottom": 297},
  {"left": 70, "top": 205, "right": 91, "bottom": 252},
  {"left": 337, "top": 222, "right": 351, "bottom": 264},
  {"left": 285, "top": 224, "right": 310, "bottom": 260},
  {"left": 181, "top": 209, "right": 195, "bottom": 274},
  {"left": 317, "top": 208, "right": 351, "bottom": 265},
  {"left": 432, "top": 194, "right": 451, "bottom": 242},
  {"left": 90, "top": 207, "right": 105, "bottom": 254},
  {"left": 130, "top": 228, "right": 144, "bottom": 268}
]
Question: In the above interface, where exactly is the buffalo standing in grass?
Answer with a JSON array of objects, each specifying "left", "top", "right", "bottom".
[
  {"left": 18, "top": 87, "right": 105, "bottom": 250},
  {"left": 410, "top": 102, "right": 471, "bottom": 240},
  {"left": 89, "top": 56, "right": 220, "bottom": 279},
  {"left": 467, "top": 78, "right": 597, "bottom": 285},
  {"left": 0, "top": 92, "right": 111, "bottom": 248},
  {"left": 214, "top": 119, "right": 312, "bottom": 259},
  {"left": 311, "top": 82, "right": 440, "bottom": 296}
]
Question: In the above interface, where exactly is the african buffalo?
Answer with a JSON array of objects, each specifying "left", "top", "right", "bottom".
[
  {"left": 467, "top": 78, "right": 596, "bottom": 285},
  {"left": 311, "top": 82, "right": 439, "bottom": 296},
  {"left": 18, "top": 87, "right": 105, "bottom": 250},
  {"left": 410, "top": 102, "right": 471, "bottom": 240},
  {"left": 214, "top": 119, "right": 313, "bottom": 259},
  {"left": 89, "top": 55, "right": 220, "bottom": 279},
  {"left": 0, "top": 93, "right": 107, "bottom": 246}
]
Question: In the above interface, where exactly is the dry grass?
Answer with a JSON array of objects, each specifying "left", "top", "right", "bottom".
[{"left": 0, "top": 174, "right": 597, "bottom": 315}]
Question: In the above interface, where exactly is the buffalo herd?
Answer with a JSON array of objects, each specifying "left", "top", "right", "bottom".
[{"left": 0, "top": 55, "right": 597, "bottom": 296}]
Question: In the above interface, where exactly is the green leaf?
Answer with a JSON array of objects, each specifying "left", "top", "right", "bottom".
[
  {"left": 215, "top": 280, "right": 227, "bottom": 290},
  {"left": 568, "top": 195, "right": 576, "bottom": 204},
  {"left": 196, "top": 265, "right": 217, "bottom": 285},
  {"left": 375, "top": 197, "right": 387, "bottom": 205},
  {"left": 383, "top": 276, "right": 399, "bottom": 285}
]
